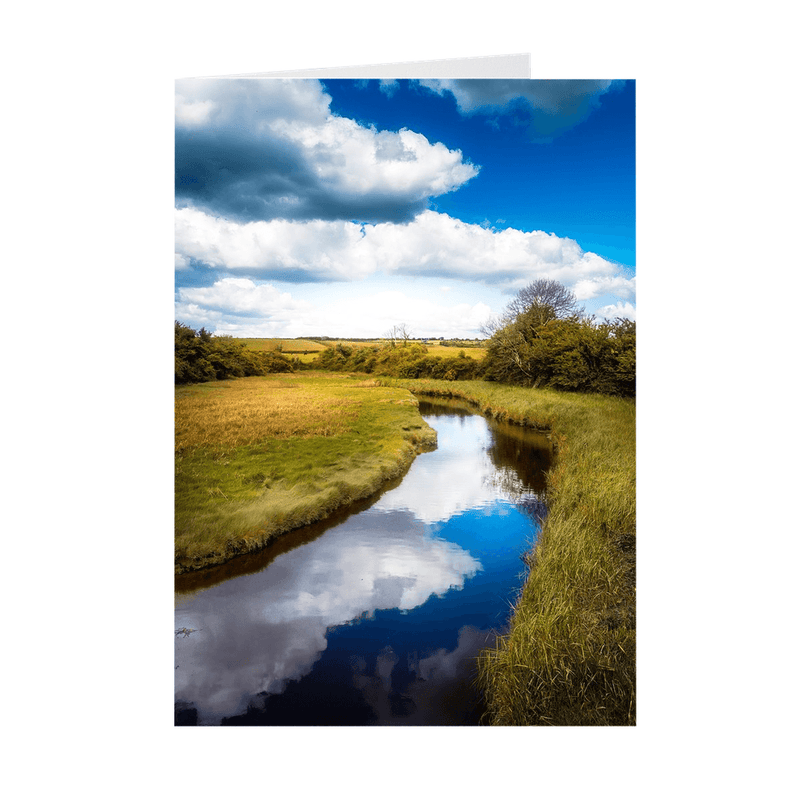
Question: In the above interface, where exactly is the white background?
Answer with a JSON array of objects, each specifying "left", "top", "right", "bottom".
[{"left": 4, "top": 3, "right": 797, "bottom": 799}]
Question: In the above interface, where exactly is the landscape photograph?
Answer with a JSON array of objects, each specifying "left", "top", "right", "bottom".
[{"left": 174, "top": 77, "right": 636, "bottom": 726}]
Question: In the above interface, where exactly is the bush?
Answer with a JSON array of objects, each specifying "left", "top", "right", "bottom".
[
  {"left": 483, "top": 316, "right": 635, "bottom": 397},
  {"left": 175, "top": 322, "right": 294, "bottom": 384},
  {"left": 311, "top": 342, "right": 484, "bottom": 382}
]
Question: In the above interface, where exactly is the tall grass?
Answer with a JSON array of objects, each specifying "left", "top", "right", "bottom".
[
  {"left": 384, "top": 378, "right": 636, "bottom": 725},
  {"left": 176, "top": 376, "right": 358, "bottom": 452},
  {"left": 175, "top": 374, "right": 436, "bottom": 574}
]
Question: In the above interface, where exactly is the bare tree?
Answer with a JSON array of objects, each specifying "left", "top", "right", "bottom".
[
  {"left": 479, "top": 315, "right": 502, "bottom": 339},
  {"left": 386, "top": 323, "right": 413, "bottom": 347},
  {"left": 481, "top": 279, "right": 582, "bottom": 343},
  {"left": 506, "top": 278, "right": 583, "bottom": 322}
]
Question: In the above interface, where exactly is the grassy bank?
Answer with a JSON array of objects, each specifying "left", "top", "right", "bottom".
[
  {"left": 383, "top": 378, "right": 636, "bottom": 725},
  {"left": 175, "top": 373, "right": 436, "bottom": 574}
]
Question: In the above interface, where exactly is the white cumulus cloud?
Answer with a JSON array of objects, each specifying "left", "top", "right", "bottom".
[
  {"left": 596, "top": 301, "right": 636, "bottom": 321},
  {"left": 573, "top": 275, "right": 636, "bottom": 301},
  {"left": 175, "top": 277, "right": 496, "bottom": 339},
  {"left": 175, "top": 207, "right": 624, "bottom": 290},
  {"left": 175, "top": 78, "right": 478, "bottom": 225}
]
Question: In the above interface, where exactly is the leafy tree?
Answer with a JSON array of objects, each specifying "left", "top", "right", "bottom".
[
  {"left": 175, "top": 321, "right": 216, "bottom": 383},
  {"left": 482, "top": 281, "right": 635, "bottom": 396}
]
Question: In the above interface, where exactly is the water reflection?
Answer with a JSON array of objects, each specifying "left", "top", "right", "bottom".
[
  {"left": 372, "top": 409, "right": 499, "bottom": 522},
  {"left": 175, "top": 399, "right": 552, "bottom": 725},
  {"left": 175, "top": 510, "right": 480, "bottom": 722}
]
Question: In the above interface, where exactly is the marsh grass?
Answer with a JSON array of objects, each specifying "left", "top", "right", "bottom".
[
  {"left": 384, "top": 378, "right": 635, "bottom": 725},
  {"left": 175, "top": 373, "right": 437, "bottom": 573}
]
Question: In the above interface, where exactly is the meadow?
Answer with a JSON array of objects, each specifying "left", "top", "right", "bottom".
[
  {"left": 232, "top": 338, "right": 327, "bottom": 364},
  {"left": 175, "top": 373, "right": 436, "bottom": 573},
  {"left": 233, "top": 337, "right": 487, "bottom": 364},
  {"left": 174, "top": 349, "right": 635, "bottom": 723},
  {"left": 382, "top": 378, "right": 636, "bottom": 726}
]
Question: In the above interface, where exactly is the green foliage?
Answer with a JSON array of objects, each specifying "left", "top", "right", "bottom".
[
  {"left": 175, "top": 322, "right": 293, "bottom": 384},
  {"left": 484, "top": 313, "right": 635, "bottom": 397},
  {"left": 311, "top": 341, "right": 483, "bottom": 381}
]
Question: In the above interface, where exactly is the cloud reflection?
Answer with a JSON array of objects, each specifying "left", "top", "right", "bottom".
[
  {"left": 175, "top": 508, "right": 481, "bottom": 721},
  {"left": 349, "top": 625, "right": 492, "bottom": 725},
  {"left": 373, "top": 415, "right": 501, "bottom": 523}
]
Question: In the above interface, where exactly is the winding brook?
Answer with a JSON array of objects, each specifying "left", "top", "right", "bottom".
[{"left": 175, "top": 398, "right": 553, "bottom": 725}]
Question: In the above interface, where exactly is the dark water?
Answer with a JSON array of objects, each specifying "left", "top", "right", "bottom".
[{"left": 175, "top": 398, "right": 552, "bottom": 726}]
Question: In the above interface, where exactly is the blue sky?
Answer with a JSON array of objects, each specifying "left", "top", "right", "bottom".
[{"left": 175, "top": 78, "right": 635, "bottom": 338}]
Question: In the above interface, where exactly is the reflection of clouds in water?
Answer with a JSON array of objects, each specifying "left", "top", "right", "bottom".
[
  {"left": 175, "top": 509, "right": 481, "bottom": 721},
  {"left": 374, "top": 415, "right": 501, "bottom": 523},
  {"left": 349, "top": 625, "right": 493, "bottom": 725},
  {"left": 376, "top": 645, "right": 399, "bottom": 693},
  {"left": 267, "top": 527, "right": 480, "bottom": 622},
  {"left": 415, "top": 625, "right": 493, "bottom": 682}
]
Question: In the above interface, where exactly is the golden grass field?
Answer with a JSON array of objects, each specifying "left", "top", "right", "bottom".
[
  {"left": 175, "top": 375, "right": 358, "bottom": 452},
  {"left": 233, "top": 338, "right": 326, "bottom": 364},
  {"left": 175, "top": 373, "right": 436, "bottom": 573}
]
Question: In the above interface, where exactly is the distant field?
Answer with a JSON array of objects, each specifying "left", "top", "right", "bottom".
[
  {"left": 233, "top": 338, "right": 487, "bottom": 363},
  {"left": 425, "top": 343, "right": 486, "bottom": 361},
  {"left": 236, "top": 338, "right": 326, "bottom": 352},
  {"left": 331, "top": 341, "right": 488, "bottom": 362},
  {"left": 235, "top": 338, "right": 327, "bottom": 364}
]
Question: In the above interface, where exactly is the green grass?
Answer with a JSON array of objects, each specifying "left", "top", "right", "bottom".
[
  {"left": 175, "top": 373, "right": 436, "bottom": 573},
  {"left": 234, "top": 338, "right": 327, "bottom": 363},
  {"left": 383, "top": 378, "right": 636, "bottom": 725}
]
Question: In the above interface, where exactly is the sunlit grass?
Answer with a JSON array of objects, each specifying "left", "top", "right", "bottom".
[
  {"left": 384, "top": 378, "right": 635, "bottom": 725},
  {"left": 236, "top": 337, "right": 487, "bottom": 364},
  {"left": 175, "top": 373, "right": 436, "bottom": 573},
  {"left": 233, "top": 338, "right": 326, "bottom": 364},
  {"left": 175, "top": 376, "right": 359, "bottom": 452},
  {"left": 234, "top": 338, "right": 327, "bottom": 352},
  {"left": 424, "top": 343, "right": 486, "bottom": 361}
]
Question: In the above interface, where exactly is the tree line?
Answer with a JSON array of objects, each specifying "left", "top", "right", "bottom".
[
  {"left": 314, "top": 341, "right": 484, "bottom": 381},
  {"left": 176, "top": 279, "right": 635, "bottom": 396},
  {"left": 314, "top": 279, "right": 635, "bottom": 396}
]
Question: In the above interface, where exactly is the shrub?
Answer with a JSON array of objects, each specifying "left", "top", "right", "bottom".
[
  {"left": 311, "top": 341, "right": 484, "bottom": 381},
  {"left": 175, "top": 322, "right": 294, "bottom": 384}
]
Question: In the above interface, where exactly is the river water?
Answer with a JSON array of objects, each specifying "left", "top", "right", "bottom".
[{"left": 175, "top": 398, "right": 552, "bottom": 725}]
